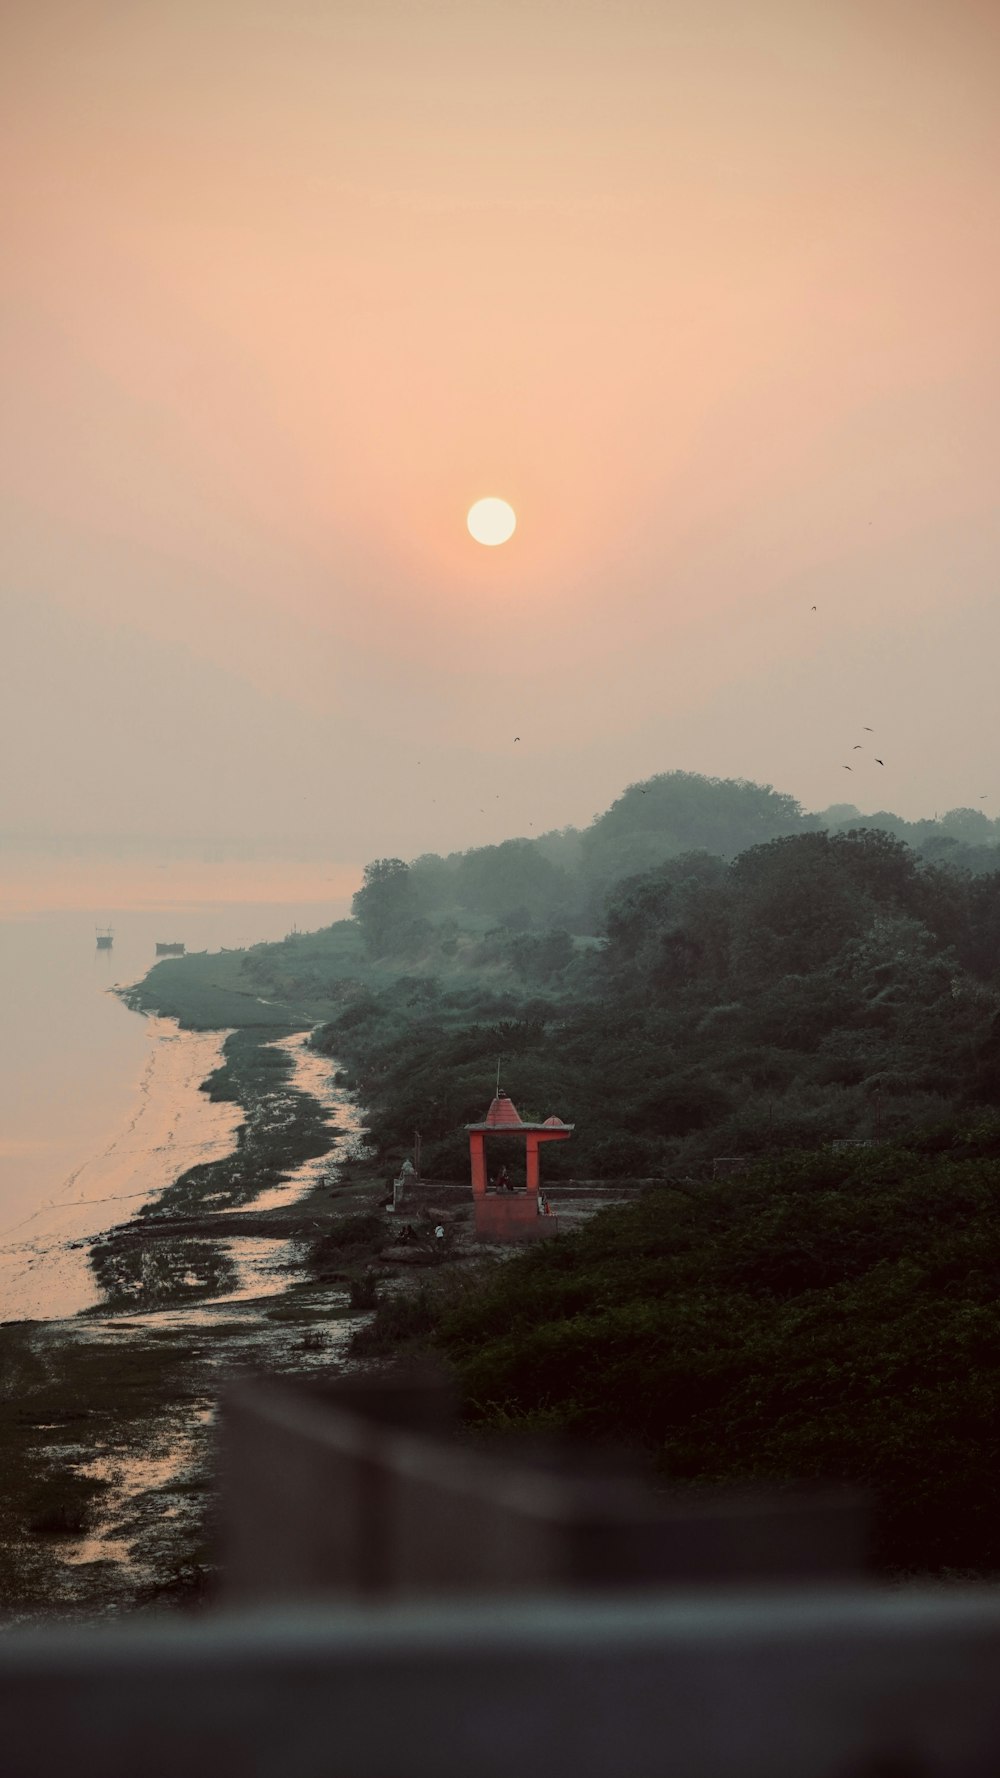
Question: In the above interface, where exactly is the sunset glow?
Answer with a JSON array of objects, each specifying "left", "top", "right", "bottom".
[{"left": 2, "top": 0, "right": 999, "bottom": 852}]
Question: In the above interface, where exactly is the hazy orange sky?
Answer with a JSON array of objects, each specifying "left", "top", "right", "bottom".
[{"left": 3, "top": 0, "right": 999, "bottom": 870}]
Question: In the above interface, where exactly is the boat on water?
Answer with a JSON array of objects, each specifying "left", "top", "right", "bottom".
[
  {"left": 95, "top": 926, "right": 114, "bottom": 949},
  {"left": 155, "top": 941, "right": 186, "bottom": 956}
]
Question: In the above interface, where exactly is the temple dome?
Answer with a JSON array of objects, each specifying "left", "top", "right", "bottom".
[{"left": 482, "top": 1093, "right": 525, "bottom": 1129}]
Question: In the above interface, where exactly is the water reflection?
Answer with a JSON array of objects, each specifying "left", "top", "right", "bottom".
[
  {"left": 90, "top": 1234, "right": 242, "bottom": 1314},
  {"left": 89, "top": 1235, "right": 306, "bottom": 1322},
  {"left": 61, "top": 1406, "right": 214, "bottom": 1572}
]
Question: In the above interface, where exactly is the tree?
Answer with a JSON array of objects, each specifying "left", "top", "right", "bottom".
[
  {"left": 352, "top": 859, "right": 426, "bottom": 957},
  {"left": 581, "top": 771, "right": 810, "bottom": 906},
  {"left": 940, "top": 807, "right": 996, "bottom": 844},
  {"left": 454, "top": 840, "right": 576, "bottom": 926}
]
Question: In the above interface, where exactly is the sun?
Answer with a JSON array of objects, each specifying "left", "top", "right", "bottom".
[{"left": 467, "top": 497, "right": 516, "bottom": 546}]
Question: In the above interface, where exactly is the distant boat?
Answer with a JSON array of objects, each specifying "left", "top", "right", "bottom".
[
  {"left": 155, "top": 942, "right": 186, "bottom": 956},
  {"left": 95, "top": 927, "right": 114, "bottom": 950}
]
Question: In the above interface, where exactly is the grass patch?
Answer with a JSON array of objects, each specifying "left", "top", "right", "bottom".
[
  {"left": 262, "top": 1299, "right": 353, "bottom": 1324},
  {"left": 350, "top": 1283, "right": 444, "bottom": 1357},
  {"left": 308, "top": 1212, "right": 391, "bottom": 1282},
  {"left": 348, "top": 1272, "right": 381, "bottom": 1310},
  {"left": 121, "top": 949, "right": 307, "bottom": 1030},
  {"left": 26, "top": 1468, "right": 106, "bottom": 1538},
  {"left": 89, "top": 1236, "right": 240, "bottom": 1314}
]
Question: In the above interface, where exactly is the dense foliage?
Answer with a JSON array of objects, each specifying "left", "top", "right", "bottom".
[
  {"left": 307, "top": 819, "right": 1000, "bottom": 1183},
  {"left": 138, "top": 767, "right": 1000, "bottom": 1578},
  {"left": 369, "top": 773, "right": 1000, "bottom": 952},
  {"left": 373, "top": 1130, "right": 1000, "bottom": 1573}
]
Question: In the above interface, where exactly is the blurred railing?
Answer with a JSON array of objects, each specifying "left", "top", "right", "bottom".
[
  {"left": 2, "top": 1373, "right": 1000, "bottom": 1777},
  {"left": 220, "top": 1373, "right": 866, "bottom": 1600}
]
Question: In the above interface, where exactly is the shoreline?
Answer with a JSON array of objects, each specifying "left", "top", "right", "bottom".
[
  {"left": 85, "top": 1025, "right": 371, "bottom": 1321},
  {"left": 0, "top": 994, "right": 371, "bottom": 1350},
  {"left": 0, "top": 998, "right": 384, "bottom": 1624},
  {"left": 0, "top": 1020, "right": 242, "bottom": 1324},
  {"left": 0, "top": 906, "right": 394, "bottom": 1625}
]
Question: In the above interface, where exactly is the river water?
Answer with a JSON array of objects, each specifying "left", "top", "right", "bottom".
[{"left": 0, "top": 886, "right": 351, "bottom": 1321}]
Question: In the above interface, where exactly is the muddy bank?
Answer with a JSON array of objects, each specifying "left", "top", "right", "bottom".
[
  {"left": 0, "top": 995, "right": 380, "bottom": 1623},
  {"left": 0, "top": 1267, "right": 373, "bottom": 1626},
  {"left": 0, "top": 938, "right": 494, "bottom": 1623},
  {"left": 0, "top": 1146, "right": 486, "bottom": 1625},
  {"left": 85, "top": 1026, "right": 362, "bottom": 1316},
  {"left": 0, "top": 1022, "right": 242, "bottom": 1324},
  {"left": 1, "top": 1014, "right": 330, "bottom": 1325}
]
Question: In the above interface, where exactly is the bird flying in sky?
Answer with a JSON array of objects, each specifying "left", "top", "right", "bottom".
[{"left": 875, "top": 758, "right": 884, "bottom": 765}]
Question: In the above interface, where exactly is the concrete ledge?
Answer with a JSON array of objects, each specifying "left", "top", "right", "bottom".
[{"left": 4, "top": 1592, "right": 1000, "bottom": 1777}]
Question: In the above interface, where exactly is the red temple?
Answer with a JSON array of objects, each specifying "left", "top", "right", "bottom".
[{"left": 466, "top": 1091, "right": 573, "bottom": 1242}]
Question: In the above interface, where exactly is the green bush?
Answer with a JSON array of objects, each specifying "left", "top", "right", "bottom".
[
  {"left": 353, "top": 1143, "right": 1000, "bottom": 1573},
  {"left": 348, "top": 1271, "right": 381, "bottom": 1310}
]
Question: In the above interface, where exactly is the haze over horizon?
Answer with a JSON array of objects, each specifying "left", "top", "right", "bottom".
[{"left": 4, "top": 1, "right": 999, "bottom": 875}]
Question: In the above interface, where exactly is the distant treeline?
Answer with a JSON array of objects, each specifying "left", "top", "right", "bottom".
[
  {"left": 350, "top": 772, "right": 1000, "bottom": 963},
  {"left": 220, "top": 771, "right": 995, "bottom": 1183}
]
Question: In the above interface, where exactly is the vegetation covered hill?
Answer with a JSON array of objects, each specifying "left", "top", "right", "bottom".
[
  {"left": 134, "top": 770, "right": 1000, "bottom": 1184},
  {"left": 307, "top": 826, "right": 999, "bottom": 1184},
  {"left": 130, "top": 766, "right": 1000, "bottom": 1576}
]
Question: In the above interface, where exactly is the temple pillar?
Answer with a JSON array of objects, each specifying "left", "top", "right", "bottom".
[
  {"left": 525, "top": 1134, "right": 540, "bottom": 1195},
  {"left": 469, "top": 1131, "right": 487, "bottom": 1197}
]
